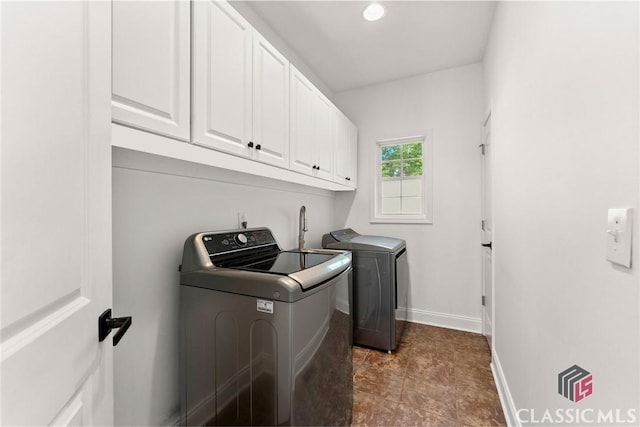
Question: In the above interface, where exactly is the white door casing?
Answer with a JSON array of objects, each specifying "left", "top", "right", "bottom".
[
  {"left": 1, "top": 1, "right": 113, "bottom": 425},
  {"left": 480, "top": 114, "right": 494, "bottom": 350},
  {"left": 112, "top": 0, "right": 191, "bottom": 141}
]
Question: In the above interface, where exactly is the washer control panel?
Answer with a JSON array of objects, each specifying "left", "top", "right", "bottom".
[{"left": 202, "top": 228, "right": 277, "bottom": 255}]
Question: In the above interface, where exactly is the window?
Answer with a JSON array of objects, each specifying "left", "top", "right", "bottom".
[{"left": 372, "top": 132, "right": 433, "bottom": 223}]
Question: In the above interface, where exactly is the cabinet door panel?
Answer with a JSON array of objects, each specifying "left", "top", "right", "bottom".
[
  {"left": 347, "top": 120, "right": 358, "bottom": 188},
  {"left": 193, "top": 0, "right": 252, "bottom": 156},
  {"left": 253, "top": 32, "right": 289, "bottom": 168},
  {"left": 313, "top": 94, "right": 334, "bottom": 181},
  {"left": 289, "top": 68, "right": 315, "bottom": 174},
  {"left": 333, "top": 110, "right": 349, "bottom": 184},
  {"left": 112, "top": 0, "right": 190, "bottom": 140}
]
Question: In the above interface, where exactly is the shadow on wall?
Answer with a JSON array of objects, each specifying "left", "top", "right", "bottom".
[{"left": 334, "top": 192, "right": 357, "bottom": 228}]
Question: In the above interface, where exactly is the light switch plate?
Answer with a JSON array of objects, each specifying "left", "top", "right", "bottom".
[{"left": 606, "top": 208, "right": 632, "bottom": 268}]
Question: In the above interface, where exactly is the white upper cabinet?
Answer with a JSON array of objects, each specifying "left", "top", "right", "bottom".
[
  {"left": 290, "top": 67, "right": 316, "bottom": 175},
  {"left": 346, "top": 119, "right": 358, "bottom": 188},
  {"left": 111, "top": 0, "right": 356, "bottom": 191},
  {"left": 252, "top": 31, "right": 289, "bottom": 168},
  {"left": 333, "top": 110, "right": 349, "bottom": 183},
  {"left": 192, "top": 0, "right": 253, "bottom": 156},
  {"left": 313, "top": 93, "right": 334, "bottom": 181},
  {"left": 112, "top": 0, "right": 190, "bottom": 141},
  {"left": 333, "top": 110, "right": 358, "bottom": 188},
  {"left": 290, "top": 66, "right": 335, "bottom": 181}
]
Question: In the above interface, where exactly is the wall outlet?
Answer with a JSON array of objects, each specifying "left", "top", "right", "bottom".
[{"left": 238, "top": 212, "right": 248, "bottom": 229}]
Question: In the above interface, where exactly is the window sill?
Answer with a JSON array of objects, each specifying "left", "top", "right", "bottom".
[{"left": 370, "top": 216, "right": 432, "bottom": 224}]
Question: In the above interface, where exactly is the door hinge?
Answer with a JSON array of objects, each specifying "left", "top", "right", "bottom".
[
  {"left": 482, "top": 295, "right": 486, "bottom": 306},
  {"left": 481, "top": 219, "right": 486, "bottom": 231},
  {"left": 479, "top": 143, "right": 485, "bottom": 155}
]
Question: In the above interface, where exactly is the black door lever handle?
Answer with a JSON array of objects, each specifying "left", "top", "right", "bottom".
[
  {"left": 99, "top": 308, "right": 132, "bottom": 346},
  {"left": 481, "top": 242, "right": 493, "bottom": 249}
]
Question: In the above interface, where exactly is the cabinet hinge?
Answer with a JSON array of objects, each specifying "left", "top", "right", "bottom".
[
  {"left": 481, "top": 220, "right": 486, "bottom": 231},
  {"left": 479, "top": 143, "right": 485, "bottom": 155},
  {"left": 482, "top": 295, "right": 486, "bottom": 306}
]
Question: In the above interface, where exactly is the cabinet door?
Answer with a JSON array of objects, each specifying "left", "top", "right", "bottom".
[
  {"left": 252, "top": 31, "right": 289, "bottom": 168},
  {"left": 1, "top": 1, "right": 113, "bottom": 425},
  {"left": 112, "top": 0, "right": 190, "bottom": 141},
  {"left": 193, "top": 0, "right": 252, "bottom": 156},
  {"left": 333, "top": 110, "right": 349, "bottom": 184},
  {"left": 346, "top": 120, "right": 358, "bottom": 188},
  {"left": 313, "top": 93, "right": 334, "bottom": 181},
  {"left": 289, "top": 67, "right": 315, "bottom": 175}
]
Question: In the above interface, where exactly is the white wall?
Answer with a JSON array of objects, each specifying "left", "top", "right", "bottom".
[
  {"left": 484, "top": 2, "right": 639, "bottom": 425},
  {"left": 112, "top": 149, "right": 337, "bottom": 426},
  {"left": 334, "top": 63, "right": 484, "bottom": 331},
  {"left": 229, "top": 1, "right": 336, "bottom": 103}
]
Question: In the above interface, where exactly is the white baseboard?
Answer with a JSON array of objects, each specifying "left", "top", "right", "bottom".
[
  {"left": 162, "top": 409, "right": 182, "bottom": 427},
  {"left": 401, "top": 308, "right": 482, "bottom": 333},
  {"left": 491, "top": 350, "right": 520, "bottom": 427}
]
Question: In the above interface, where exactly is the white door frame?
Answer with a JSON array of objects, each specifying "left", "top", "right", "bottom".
[{"left": 480, "top": 112, "right": 494, "bottom": 351}]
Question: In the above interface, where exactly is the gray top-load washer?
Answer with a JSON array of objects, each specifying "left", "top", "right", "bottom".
[
  {"left": 322, "top": 228, "right": 409, "bottom": 352},
  {"left": 180, "top": 227, "right": 353, "bottom": 426}
]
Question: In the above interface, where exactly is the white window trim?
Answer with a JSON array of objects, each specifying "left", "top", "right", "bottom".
[{"left": 371, "top": 131, "right": 433, "bottom": 224}]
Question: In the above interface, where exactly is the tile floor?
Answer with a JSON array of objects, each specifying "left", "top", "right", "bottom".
[{"left": 351, "top": 322, "right": 506, "bottom": 426}]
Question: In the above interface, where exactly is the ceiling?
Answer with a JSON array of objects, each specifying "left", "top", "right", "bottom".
[{"left": 243, "top": 1, "right": 497, "bottom": 93}]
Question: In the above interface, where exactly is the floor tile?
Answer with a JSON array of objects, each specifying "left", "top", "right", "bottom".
[
  {"left": 392, "top": 403, "right": 456, "bottom": 427},
  {"left": 351, "top": 389, "right": 398, "bottom": 426},
  {"left": 350, "top": 322, "right": 505, "bottom": 427},
  {"left": 354, "top": 364, "right": 405, "bottom": 402},
  {"left": 401, "top": 376, "right": 458, "bottom": 421}
]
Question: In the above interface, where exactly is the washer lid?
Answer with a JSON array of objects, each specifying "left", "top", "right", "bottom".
[
  {"left": 217, "top": 251, "right": 337, "bottom": 275},
  {"left": 325, "top": 229, "right": 405, "bottom": 252}
]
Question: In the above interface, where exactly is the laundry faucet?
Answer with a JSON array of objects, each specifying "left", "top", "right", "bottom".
[{"left": 298, "top": 205, "right": 308, "bottom": 251}]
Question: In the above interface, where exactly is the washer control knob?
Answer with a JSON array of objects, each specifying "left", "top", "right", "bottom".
[{"left": 234, "top": 233, "right": 248, "bottom": 246}]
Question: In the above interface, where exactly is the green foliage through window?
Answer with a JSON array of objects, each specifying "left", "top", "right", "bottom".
[{"left": 380, "top": 141, "right": 423, "bottom": 179}]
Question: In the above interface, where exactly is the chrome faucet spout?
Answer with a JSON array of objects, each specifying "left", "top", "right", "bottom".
[{"left": 298, "top": 205, "right": 308, "bottom": 251}]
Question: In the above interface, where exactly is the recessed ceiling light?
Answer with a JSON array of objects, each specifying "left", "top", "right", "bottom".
[{"left": 362, "top": 3, "right": 385, "bottom": 22}]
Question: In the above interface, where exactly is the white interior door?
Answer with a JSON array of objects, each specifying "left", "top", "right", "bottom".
[
  {"left": 480, "top": 115, "right": 493, "bottom": 350},
  {"left": 1, "top": 2, "right": 114, "bottom": 425}
]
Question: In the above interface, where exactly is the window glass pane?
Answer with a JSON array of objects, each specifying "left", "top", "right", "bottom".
[
  {"left": 381, "top": 161, "right": 401, "bottom": 178},
  {"left": 382, "top": 180, "right": 401, "bottom": 197},
  {"left": 401, "top": 197, "right": 422, "bottom": 214},
  {"left": 402, "top": 179, "right": 421, "bottom": 197},
  {"left": 403, "top": 159, "right": 423, "bottom": 177},
  {"left": 382, "top": 197, "right": 401, "bottom": 214},
  {"left": 381, "top": 145, "right": 401, "bottom": 161},
  {"left": 402, "top": 143, "right": 422, "bottom": 159}
]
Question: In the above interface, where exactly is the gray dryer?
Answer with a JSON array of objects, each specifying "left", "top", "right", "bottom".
[{"left": 322, "top": 228, "right": 408, "bottom": 352}]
